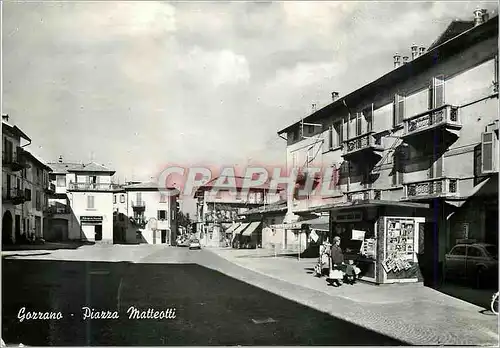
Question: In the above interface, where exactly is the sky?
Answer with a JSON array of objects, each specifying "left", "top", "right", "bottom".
[{"left": 3, "top": 1, "right": 498, "bottom": 215}]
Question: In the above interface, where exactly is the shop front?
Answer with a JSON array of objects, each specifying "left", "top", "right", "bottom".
[
  {"left": 80, "top": 215, "right": 104, "bottom": 243},
  {"left": 318, "top": 201, "right": 429, "bottom": 285}
]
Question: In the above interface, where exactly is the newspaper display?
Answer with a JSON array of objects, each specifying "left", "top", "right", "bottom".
[{"left": 383, "top": 218, "right": 416, "bottom": 273}]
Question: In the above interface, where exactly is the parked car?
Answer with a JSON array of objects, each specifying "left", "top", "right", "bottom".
[
  {"left": 444, "top": 243, "right": 498, "bottom": 287},
  {"left": 177, "top": 237, "right": 190, "bottom": 247},
  {"left": 189, "top": 239, "right": 201, "bottom": 250}
]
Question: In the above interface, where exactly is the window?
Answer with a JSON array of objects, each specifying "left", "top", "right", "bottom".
[
  {"left": 467, "top": 247, "right": 483, "bottom": 257},
  {"left": 87, "top": 195, "right": 95, "bottom": 209},
  {"left": 158, "top": 210, "right": 167, "bottom": 220},
  {"left": 450, "top": 246, "right": 466, "bottom": 256},
  {"left": 481, "top": 132, "right": 494, "bottom": 173},
  {"left": 392, "top": 154, "right": 404, "bottom": 186},
  {"left": 36, "top": 191, "right": 41, "bottom": 211},
  {"left": 363, "top": 105, "right": 373, "bottom": 133},
  {"left": 355, "top": 113, "right": 362, "bottom": 136},
  {"left": 113, "top": 195, "right": 117, "bottom": 204},
  {"left": 393, "top": 94, "right": 405, "bottom": 127},
  {"left": 307, "top": 125, "right": 314, "bottom": 134},
  {"left": 430, "top": 75, "right": 445, "bottom": 109},
  {"left": 333, "top": 122, "right": 343, "bottom": 147},
  {"left": 56, "top": 175, "right": 66, "bottom": 187},
  {"left": 120, "top": 194, "right": 125, "bottom": 203},
  {"left": 3, "top": 139, "right": 12, "bottom": 162}
]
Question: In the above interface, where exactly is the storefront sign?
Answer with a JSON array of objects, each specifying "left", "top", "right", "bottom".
[
  {"left": 333, "top": 211, "right": 363, "bottom": 222},
  {"left": 352, "top": 229, "right": 365, "bottom": 241},
  {"left": 81, "top": 216, "right": 103, "bottom": 223}
]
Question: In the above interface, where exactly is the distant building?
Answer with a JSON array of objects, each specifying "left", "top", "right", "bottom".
[{"left": 47, "top": 159, "right": 118, "bottom": 243}]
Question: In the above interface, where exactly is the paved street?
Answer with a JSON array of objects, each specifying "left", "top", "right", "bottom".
[{"left": 2, "top": 245, "right": 499, "bottom": 346}]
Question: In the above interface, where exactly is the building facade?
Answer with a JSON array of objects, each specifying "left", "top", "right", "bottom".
[
  {"left": 47, "top": 160, "right": 118, "bottom": 243},
  {"left": 275, "top": 11, "right": 498, "bottom": 285},
  {"left": 120, "top": 182, "right": 179, "bottom": 245}
]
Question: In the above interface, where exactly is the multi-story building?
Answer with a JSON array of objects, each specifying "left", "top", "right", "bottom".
[
  {"left": 47, "top": 158, "right": 118, "bottom": 243},
  {"left": 194, "top": 176, "right": 283, "bottom": 247},
  {"left": 116, "top": 182, "right": 179, "bottom": 245},
  {"left": 23, "top": 150, "right": 54, "bottom": 240},
  {"left": 275, "top": 10, "right": 498, "bottom": 285},
  {"left": 2, "top": 115, "right": 32, "bottom": 244}
]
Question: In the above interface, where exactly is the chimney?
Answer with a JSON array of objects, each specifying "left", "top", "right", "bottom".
[
  {"left": 331, "top": 92, "right": 339, "bottom": 102},
  {"left": 418, "top": 47, "right": 426, "bottom": 57},
  {"left": 411, "top": 45, "right": 418, "bottom": 60},
  {"left": 2, "top": 114, "right": 8, "bottom": 122},
  {"left": 58, "top": 155, "right": 63, "bottom": 163},
  {"left": 481, "top": 9, "right": 489, "bottom": 22},
  {"left": 312, "top": 104, "right": 317, "bottom": 112},
  {"left": 474, "top": 9, "right": 484, "bottom": 26},
  {"left": 402, "top": 56, "right": 409, "bottom": 65},
  {"left": 394, "top": 53, "right": 401, "bottom": 68}
]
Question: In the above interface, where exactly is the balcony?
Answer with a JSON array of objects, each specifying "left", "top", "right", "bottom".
[
  {"left": 403, "top": 105, "right": 461, "bottom": 140},
  {"left": 3, "top": 188, "right": 29, "bottom": 205},
  {"left": 346, "top": 188, "right": 382, "bottom": 202},
  {"left": 44, "top": 182, "right": 56, "bottom": 194},
  {"left": 129, "top": 217, "right": 147, "bottom": 228},
  {"left": 45, "top": 205, "right": 71, "bottom": 215},
  {"left": 68, "top": 182, "right": 120, "bottom": 191},
  {"left": 402, "top": 177, "right": 459, "bottom": 201},
  {"left": 342, "top": 132, "right": 384, "bottom": 160},
  {"left": 131, "top": 201, "right": 146, "bottom": 211},
  {"left": 2, "top": 148, "right": 29, "bottom": 172}
]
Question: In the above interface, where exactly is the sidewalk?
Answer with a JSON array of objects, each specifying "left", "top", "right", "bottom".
[{"left": 208, "top": 247, "right": 499, "bottom": 345}]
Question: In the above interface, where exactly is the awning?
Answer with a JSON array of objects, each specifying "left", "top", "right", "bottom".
[
  {"left": 445, "top": 177, "right": 494, "bottom": 208},
  {"left": 301, "top": 216, "right": 329, "bottom": 231},
  {"left": 224, "top": 223, "right": 241, "bottom": 234},
  {"left": 311, "top": 200, "right": 429, "bottom": 213},
  {"left": 242, "top": 221, "right": 262, "bottom": 236},
  {"left": 233, "top": 223, "right": 250, "bottom": 235}
]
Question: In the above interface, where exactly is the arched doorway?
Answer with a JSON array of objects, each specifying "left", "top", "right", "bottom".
[{"left": 2, "top": 211, "right": 13, "bottom": 245}]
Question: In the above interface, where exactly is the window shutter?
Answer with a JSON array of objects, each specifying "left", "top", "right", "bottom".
[
  {"left": 481, "top": 132, "right": 494, "bottom": 172},
  {"left": 431, "top": 76, "right": 445, "bottom": 109},
  {"left": 328, "top": 126, "right": 333, "bottom": 150},
  {"left": 397, "top": 95, "right": 405, "bottom": 124},
  {"left": 356, "top": 112, "right": 362, "bottom": 136},
  {"left": 393, "top": 96, "right": 398, "bottom": 127}
]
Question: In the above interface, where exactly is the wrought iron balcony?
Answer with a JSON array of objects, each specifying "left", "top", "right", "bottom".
[
  {"left": 129, "top": 217, "right": 147, "bottom": 228},
  {"left": 402, "top": 177, "right": 459, "bottom": 200},
  {"left": 403, "top": 105, "right": 461, "bottom": 139},
  {"left": 3, "top": 188, "right": 29, "bottom": 205},
  {"left": 346, "top": 188, "right": 382, "bottom": 202},
  {"left": 45, "top": 205, "right": 71, "bottom": 215},
  {"left": 131, "top": 201, "right": 146, "bottom": 210},
  {"left": 2, "top": 148, "right": 29, "bottom": 172},
  {"left": 68, "top": 182, "right": 120, "bottom": 191},
  {"left": 342, "top": 132, "right": 384, "bottom": 159}
]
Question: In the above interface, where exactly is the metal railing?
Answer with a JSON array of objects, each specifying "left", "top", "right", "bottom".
[
  {"left": 403, "top": 177, "right": 459, "bottom": 199},
  {"left": 45, "top": 205, "right": 71, "bottom": 214},
  {"left": 131, "top": 200, "right": 146, "bottom": 208},
  {"left": 404, "top": 105, "right": 460, "bottom": 137},
  {"left": 342, "top": 132, "right": 383, "bottom": 156},
  {"left": 68, "top": 182, "right": 120, "bottom": 191}
]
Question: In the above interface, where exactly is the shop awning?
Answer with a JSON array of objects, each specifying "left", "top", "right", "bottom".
[
  {"left": 301, "top": 216, "right": 329, "bottom": 231},
  {"left": 242, "top": 221, "right": 261, "bottom": 236},
  {"left": 224, "top": 223, "right": 241, "bottom": 234},
  {"left": 311, "top": 200, "right": 429, "bottom": 213},
  {"left": 233, "top": 223, "right": 250, "bottom": 235}
]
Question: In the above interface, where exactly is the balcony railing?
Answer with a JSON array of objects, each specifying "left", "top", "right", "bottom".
[
  {"left": 68, "top": 182, "right": 120, "bottom": 191},
  {"left": 346, "top": 188, "right": 382, "bottom": 202},
  {"left": 342, "top": 132, "right": 384, "bottom": 158},
  {"left": 131, "top": 201, "right": 146, "bottom": 210},
  {"left": 3, "top": 188, "right": 29, "bottom": 205},
  {"left": 44, "top": 182, "right": 56, "bottom": 194},
  {"left": 403, "top": 105, "right": 461, "bottom": 138},
  {"left": 45, "top": 205, "right": 71, "bottom": 215},
  {"left": 403, "top": 177, "right": 459, "bottom": 200},
  {"left": 2, "top": 148, "right": 29, "bottom": 172}
]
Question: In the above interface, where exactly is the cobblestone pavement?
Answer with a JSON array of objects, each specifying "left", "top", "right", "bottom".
[{"left": 204, "top": 247, "right": 499, "bottom": 346}]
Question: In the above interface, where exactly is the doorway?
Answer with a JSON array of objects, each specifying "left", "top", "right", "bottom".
[
  {"left": 2, "top": 211, "right": 13, "bottom": 244},
  {"left": 161, "top": 230, "right": 167, "bottom": 244},
  {"left": 15, "top": 215, "right": 21, "bottom": 243},
  {"left": 95, "top": 225, "right": 103, "bottom": 241}
]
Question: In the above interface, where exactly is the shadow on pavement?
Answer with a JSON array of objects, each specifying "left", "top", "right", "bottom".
[
  {"left": 2, "top": 241, "right": 95, "bottom": 252},
  {"left": 3, "top": 252, "right": 53, "bottom": 258},
  {"left": 431, "top": 281, "right": 498, "bottom": 311},
  {"left": 2, "top": 259, "right": 406, "bottom": 346}
]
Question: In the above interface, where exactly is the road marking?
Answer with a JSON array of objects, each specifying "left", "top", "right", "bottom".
[
  {"left": 251, "top": 318, "right": 277, "bottom": 324},
  {"left": 117, "top": 278, "right": 123, "bottom": 311}
]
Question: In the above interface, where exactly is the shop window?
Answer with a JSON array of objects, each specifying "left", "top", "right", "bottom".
[{"left": 158, "top": 210, "right": 167, "bottom": 220}]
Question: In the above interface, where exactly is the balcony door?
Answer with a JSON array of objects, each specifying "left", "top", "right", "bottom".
[{"left": 428, "top": 156, "right": 443, "bottom": 179}]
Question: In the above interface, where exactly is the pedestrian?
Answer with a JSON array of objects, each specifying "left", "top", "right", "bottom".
[{"left": 328, "top": 236, "right": 357, "bottom": 286}]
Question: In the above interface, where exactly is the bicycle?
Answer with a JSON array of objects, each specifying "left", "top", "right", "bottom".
[{"left": 491, "top": 291, "right": 498, "bottom": 315}]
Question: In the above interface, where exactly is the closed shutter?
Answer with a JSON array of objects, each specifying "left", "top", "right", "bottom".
[
  {"left": 356, "top": 113, "right": 362, "bottom": 136},
  {"left": 431, "top": 76, "right": 445, "bottom": 109},
  {"left": 87, "top": 195, "right": 95, "bottom": 209},
  {"left": 481, "top": 132, "right": 494, "bottom": 172}
]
